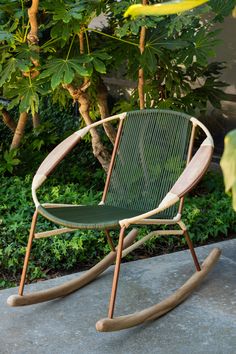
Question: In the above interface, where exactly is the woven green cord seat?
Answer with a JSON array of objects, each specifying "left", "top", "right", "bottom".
[{"left": 37, "top": 205, "right": 142, "bottom": 229}]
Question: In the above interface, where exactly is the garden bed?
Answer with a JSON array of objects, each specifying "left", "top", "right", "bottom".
[{"left": 1, "top": 171, "right": 235, "bottom": 289}]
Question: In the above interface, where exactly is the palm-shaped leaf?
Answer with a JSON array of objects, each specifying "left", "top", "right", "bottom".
[{"left": 40, "top": 58, "right": 93, "bottom": 89}]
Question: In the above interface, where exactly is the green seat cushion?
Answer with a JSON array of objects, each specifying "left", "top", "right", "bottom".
[{"left": 37, "top": 205, "right": 142, "bottom": 230}]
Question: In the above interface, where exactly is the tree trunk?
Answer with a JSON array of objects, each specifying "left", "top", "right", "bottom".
[
  {"left": 138, "top": 0, "right": 148, "bottom": 110},
  {"left": 61, "top": 32, "right": 112, "bottom": 172},
  {"left": 1, "top": 109, "right": 16, "bottom": 132},
  {"left": 27, "top": 0, "right": 39, "bottom": 45},
  {"left": 78, "top": 90, "right": 111, "bottom": 172},
  {"left": 10, "top": 0, "right": 40, "bottom": 150},
  {"left": 32, "top": 113, "right": 40, "bottom": 128},
  {"left": 10, "top": 112, "right": 28, "bottom": 150},
  {"left": 62, "top": 82, "right": 111, "bottom": 172},
  {"left": 97, "top": 80, "right": 117, "bottom": 145}
]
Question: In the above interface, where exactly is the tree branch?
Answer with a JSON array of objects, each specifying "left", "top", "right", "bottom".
[
  {"left": 97, "top": 79, "right": 117, "bottom": 145},
  {"left": 1, "top": 109, "right": 16, "bottom": 132},
  {"left": 10, "top": 112, "right": 28, "bottom": 150},
  {"left": 138, "top": 0, "right": 148, "bottom": 110},
  {"left": 27, "top": 0, "right": 39, "bottom": 45}
]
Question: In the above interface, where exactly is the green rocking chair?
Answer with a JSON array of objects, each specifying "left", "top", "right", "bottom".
[{"left": 7, "top": 109, "right": 221, "bottom": 332}]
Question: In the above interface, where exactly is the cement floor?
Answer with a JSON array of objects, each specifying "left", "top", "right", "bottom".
[{"left": 0, "top": 239, "right": 235, "bottom": 354}]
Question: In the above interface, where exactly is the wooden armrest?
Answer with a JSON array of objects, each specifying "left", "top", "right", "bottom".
[
  {"left": 31, "top": 113, "right": 126, "bottom": 207},
  {"left": 170, "top": 138, "right": 213, "bottom": 197},
  {"left": 120, "top": 138, "right": 213, "bottom": 228},
  {"left": 32, "top": 128, "right": 88, "bottom": 191}
]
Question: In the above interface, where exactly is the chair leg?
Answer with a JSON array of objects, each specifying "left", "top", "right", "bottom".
[
  {"left": 18, "top": 210, "right": 38, "bottom": 296},
  {"left": 105, "top": 229, "right": 115, "bottom": 252},
  {"left": 108, "top": 227, "right": 126, "bottom": 319},
  {"left": 183, "top": 230, "right": 201, "bottom": 271}
]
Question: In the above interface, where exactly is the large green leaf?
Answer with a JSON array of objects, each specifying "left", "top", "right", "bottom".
[
  {"left": 5, "top": 78, "right": 46, "bottom": 114},
  {"left": 179, "top": 28, "right": 221, "bottom": 65},
  {"left": 19, "top": 87, "right": 39, "bottom": 116},
  {"left": 52, "top": 1, "right": 86, "bottom": 23},
  {"left": 0, "top": 58, "right": 17, "bottom": 87},
  {"left": 146, "top": 33, "right": 188, "bottom": 52},
  {"left": 209, "top": 0, "right": 236, "bottom": 21},
  {"left": 40, "top": 58, "right": 92, "bottom": 90},
  {"left": 220, "top": 130, "right": 236, "bottom": 211}
]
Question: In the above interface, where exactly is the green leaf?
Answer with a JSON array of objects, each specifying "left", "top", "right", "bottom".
[
  {"left": 63, "top": 63, "right": 74, "bottom": 84},
  {"left": 0, "top": 30, "right": 13, "bottom": 42},
  {"left": 92, "top": 58, "right": 106, "bottom": 74},
  {"left": 220, "top": 130, "right": 236, "bottom": 211},
  {"left": 209, "top": 0, "right": 236, "bottom": 21},
  {"left": 140, "top": 48, "right": 157, "bottom": 73},
  {"left": 69, "top": 59, "right": 91, "bottom": 77},
  {"left": 0, "top": 58, "right": 17, "bottom": 87},
  {"left": 92, "top": 51, "right": 112, "bottom": 61},
  {"left": 19, "top": 87, "right": 39, "bottom": 116},
  {"left": 147, "top": 33, "right": 187, "bottom": 53},
  {"left": 40, "top": 59, "right": 91, "bottom": 89}
]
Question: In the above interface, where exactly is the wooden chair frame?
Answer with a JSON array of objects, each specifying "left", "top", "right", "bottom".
[{"left": 7, "top": 111, "right": 221, "bottom": 332}]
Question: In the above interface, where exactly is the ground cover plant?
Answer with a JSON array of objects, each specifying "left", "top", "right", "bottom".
[{"left": 0, "top": 171, "right": 235, "bottom": 289}]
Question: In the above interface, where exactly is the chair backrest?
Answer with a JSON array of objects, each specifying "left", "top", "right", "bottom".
[{"left": 104, "top": 109, "right": 192, "bottom": 219}]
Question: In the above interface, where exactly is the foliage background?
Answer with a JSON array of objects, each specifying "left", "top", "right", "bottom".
[{"left": 0, "top": 1, "right": 236, "bottom": 288}]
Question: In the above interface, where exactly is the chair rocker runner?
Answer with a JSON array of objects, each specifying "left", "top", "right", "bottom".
[{"left": 7, "top": 109, "right": 221, "bottom": 332}]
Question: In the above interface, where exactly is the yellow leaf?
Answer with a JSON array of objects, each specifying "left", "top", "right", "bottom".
[
  {"left": 232, "top": 6, "right": 236, "bottom": 18},
  {"left": 124, "top": 0, "right": 209, "bottom": 19}
]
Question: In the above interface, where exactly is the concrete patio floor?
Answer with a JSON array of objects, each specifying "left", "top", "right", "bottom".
[{"left": 0, "top": 239, "right": 235, "bottom": 354}]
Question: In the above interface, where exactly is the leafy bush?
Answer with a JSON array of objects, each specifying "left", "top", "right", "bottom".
[
  {"left": 0, "top": 172, "right": 235, "bottom": 289},
  {"left": 0, "top": 175, "right": 107, "bottom": 286},
  {"left": 0, "top": 98, "right": 106, "bottom": 186}
]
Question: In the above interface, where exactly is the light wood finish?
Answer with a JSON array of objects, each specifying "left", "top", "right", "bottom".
[
  {"left": 96, "top": 248, "right": 221, "bottom": 332},
  {"left": 132, "top": 217, "right": 181, "bottom": 225},
  {"left": 121, "top": 230, "right": 184, "bottom": 258},
  {"left": 34, "top": 227, "right": 76, "bottom": 239},
  {"left": 42, "top": 203, "right": 77, "bottom": 208},
  {"left": 171, "top": 144, "right": 213, "bottom": 198},
  {"left": 34, "top": 133, "right": 81, "bottom": 181},
  {"left": 190, "top": 117, "right": 214, "bottom": 145},
  {"left": 119, "top": 193, "right": 179, "bottom": 228},
  {"left": 18, "top": 210, "right": 38, "bottom": 296},
  {"left": 7, "top": 229, "right": 138, "bottom": 307}
]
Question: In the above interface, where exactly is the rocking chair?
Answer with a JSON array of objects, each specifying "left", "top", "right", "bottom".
[{"left": 7, "top": 109, "right": 221, "bottom": 332}]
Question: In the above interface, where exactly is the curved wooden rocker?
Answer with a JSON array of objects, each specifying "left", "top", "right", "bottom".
[
  {"left": 96, "top": 248, "right": 221, "bottom": 332},
  {"left": 7, "top": 228, "right": 138, "bottom": 307},
  {"left": 7, "top": 109, "right": 221, "bottom": 332}
]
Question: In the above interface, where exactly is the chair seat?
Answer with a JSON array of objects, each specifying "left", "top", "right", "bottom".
[{"left": 37, "top": 204, "right": 142, "bottom": 229}]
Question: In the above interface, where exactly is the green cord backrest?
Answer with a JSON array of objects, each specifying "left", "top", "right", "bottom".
[{"left": 104, "top": 109, "right": 192, "bottom": 219}]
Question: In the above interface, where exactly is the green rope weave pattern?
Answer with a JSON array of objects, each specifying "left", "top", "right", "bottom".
[{"left": 105, "top": 109, "right": 191, "bottom": 219}]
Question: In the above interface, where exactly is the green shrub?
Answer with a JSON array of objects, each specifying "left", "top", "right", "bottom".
[
  {"left": 0, "top": 176, "right": 107, "bottom": 286},
  {"left": 0, "top": 172, "right": 235, "bottom": 289}
]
